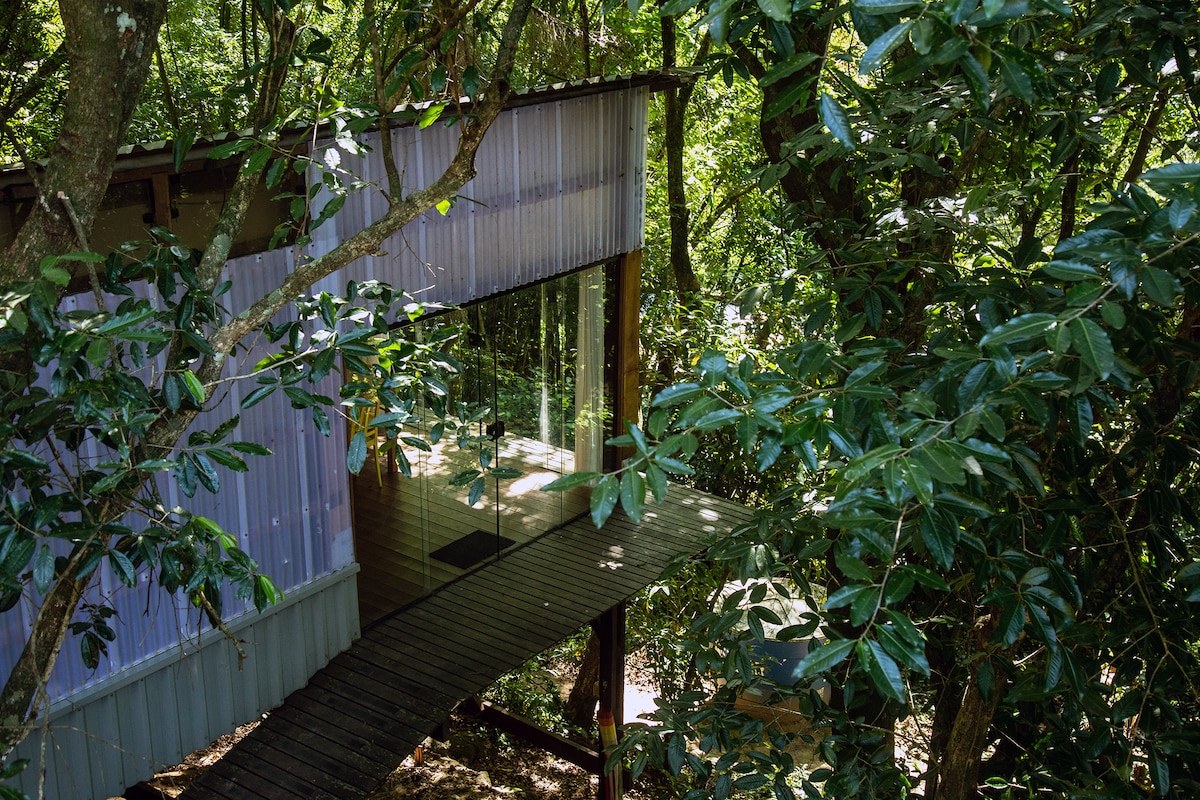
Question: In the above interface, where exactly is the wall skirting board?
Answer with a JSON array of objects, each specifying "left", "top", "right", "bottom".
[{"left": 8, "top": 565, "right": 361, "bottom": 800}]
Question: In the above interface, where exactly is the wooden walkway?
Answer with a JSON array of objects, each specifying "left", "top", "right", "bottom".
[{"left": 180, "top": 486, "right": 753, "bottom": 800}]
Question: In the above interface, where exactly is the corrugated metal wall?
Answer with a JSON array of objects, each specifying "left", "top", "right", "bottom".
[
  {"left": 310, "top": 86, "right": 649, "bottom": 302},
  {"left": 0, "top": 249, "right": 354, "bottom": 703},
  {"left": 8, "top": 569, "right": 359, "bottom": 799},
  {"left": 2, "top": 249, "right": 357, "bottom": 798}
]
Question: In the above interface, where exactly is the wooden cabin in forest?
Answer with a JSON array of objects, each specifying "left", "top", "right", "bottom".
[{"left": 0, "top": 73, "right": 751, "bottom": 799}]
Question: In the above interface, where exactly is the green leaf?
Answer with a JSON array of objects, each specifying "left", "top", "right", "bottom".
[
  {"left": 979, "top": 313, "right": 1057, "bottom": 347},
  {"left": 756, "top": 0, "right": 790, "bottom": 22},
  {"left": 33, "top": 544, "right": 54, "bottom": 594},
  {"left": 876, "top": 624, "right": 930, "bottom": 675},
  {"left": 859, "top": 639, "right": 905, "bottom": 702},
  {"left": 818, "top": 93, "right": 854, "bottom": 148},
  {"left": 1140, "top": 266, "right": 1181, "bottom": 307},
  {"left": 852, "top": 0, "right": 922, "bottom": 11},
  {"left": 999, "top": 57, "right": 1033, "bottom": 104},
  {"left": 243, "top": 146, "right": 271, "bottom": 175},
  {"left": 488, "top": 467, "right": 521, "bottom": 479},
  {"left": 192, "top": 453, "right": 219, "bottom": 493},
  {"left": 40, "top": 262, "right": 71, "bottom": 286},
  {"left": 935, "top": 491, "right": 993, "bottom": 517},
  {"left": 1140, "top": 162, "right": 1200, "bottom": 193},
  {"left": 653, "top": 383, "right": 702, "bottom": 407},
  {"left": 645, "top": 463, "right": 668, "bottom": 502},
  {"left": 109, "top": 550, "right": 136, "bottom": 588},
  {"left": 175, "top": 454, "right": 197, "bottom": 498},
  {"left": 902, "top": 458, "right": 935, "bottom": 506},
  {"left": 1167, "top": 199, "right": 1196, "bottom": 231},
  {"left": 1069, "top": 317, "right": 1114, "bottom": 379},
  {"left": 763, "top": 75, "right": 813, "bottom": 119},
  {"left": 859, "top": 22, "right": 913, "bottom": 75},
  {"left": 797, "top": 638, "right": 855, "bottom": 678},
  {"left": 97, "top": 306, "right": 155, "bottom": 335},
  {"left": 759, "top": 53, "right": 821, "bottom": 88},
  {"left": 347, "top": 430, "right": 368, "bottom": 474},
  {"left": 619, "top": 470, "right": 646, "bottom": 522},
  {"left": 958, "top": 51, "right": 991, "bottom": 111},
  {"left": 174, "top": 128, "right": 199, "bottom": 172},
  {"left": 541, "top": 471, "right": 600, "bottom": 492},
  {"left": 694, "top": 408, "right": 742, "bottom": 431},
  {"left": 591, "top": 475, "right": 619, "bottom": 527},
  {"left": 208, "top": 137, "right": 254, "bottom": 160},
  {"left": 182, "top": 370, "right": 206, "bottom": 405},
  {"left": 468, "top": 476, "right": 486, "bottom": 507},
  {"left": 659, "top": 0, "right": 702, "bottom": 14},
  {"left": 1041, "top": 260, "right": 1098, "bottom": 281}
]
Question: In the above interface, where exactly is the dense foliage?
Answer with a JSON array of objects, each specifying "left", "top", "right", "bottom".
[
  {"left": 4, "top": 0, "right": 1200, "bottom": 797},
  {"left": 549, "top": 0, "right": 1200, "bottom": 798}
]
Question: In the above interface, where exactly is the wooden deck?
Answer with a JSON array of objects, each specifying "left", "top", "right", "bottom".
[{"left": 180, "top": 485, "right": 753, "bottom": 800}]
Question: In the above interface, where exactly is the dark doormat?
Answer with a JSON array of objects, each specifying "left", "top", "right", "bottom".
[{"left": 431, "top": 529, "right": 517, "bottom": 569}]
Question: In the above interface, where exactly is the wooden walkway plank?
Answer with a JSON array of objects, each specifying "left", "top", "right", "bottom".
[{"left": 181, "top": 485, "right": 753, "bottom": 800}]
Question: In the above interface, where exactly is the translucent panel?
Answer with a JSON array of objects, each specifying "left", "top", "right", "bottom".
[
  {"left": 3, "top": 249, "right": 352, "bottom": 703},
  {"left": 314, "top": 87, "right": 649, "bottom": 307}
]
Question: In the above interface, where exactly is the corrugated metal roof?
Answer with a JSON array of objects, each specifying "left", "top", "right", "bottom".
[{"left": 0, "top": 70, "right": 686, "bottom": 186}]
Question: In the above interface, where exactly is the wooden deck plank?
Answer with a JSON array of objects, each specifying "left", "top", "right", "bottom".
[
  {"left": 510, "top": 535, "right": 667, "bottom": 588},
  {"left": 434, "top": 577, "right": 583, "bottom": 631},
  {"left": 236, "top": 736, "right": 374, "bottom": 796},
  {"left": 376, "top": 611, "right": 535, "bottom": 669},
  {"left": 181, "top": 485, "right": 753, "bottom": 800},
  {"left": 401, "top": 594, "right": 570, "bottom": 654},
  {"left": 266, "top": 713, "right": 398, "bottom": 779},
  {"left": 286, "top": 690, "right": 424, "bottom": 755},
  {"left": 300, "top": 671, "right": 441, "bottom": 738},
  {"left": 307, "top": 668, "right": 445, "bottom": 728},
  {"left": 268, "top": 704, "right": 404, "bottom": 769},
  {"left": 347, "top": 633, "right": 497, "bottom": 692}
]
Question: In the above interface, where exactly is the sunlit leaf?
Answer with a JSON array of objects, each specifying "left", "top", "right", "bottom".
[{"left": 859, "top": 22, "right": 913, "bottom": 75}]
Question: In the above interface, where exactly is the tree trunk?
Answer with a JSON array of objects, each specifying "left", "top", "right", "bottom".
[
  {"left": 929, "top": 615, "right": 1004, "bottom": 800},
  {"left": 934, "top": 659, "right": 1002, "bottom": 800},
  {"left": 659, "top": 14, "right": 700, "bottom": 305},
  {"left": 0, "top": 572, "right": 89, "bottom": 757},
  {"left": 1, "top": 0, "right": 168, "bottom": 284},
  {"left": 566, "top": 631, "right": 601, "bottom": 729}
]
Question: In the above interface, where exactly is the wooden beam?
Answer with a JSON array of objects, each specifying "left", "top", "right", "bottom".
[
  {"left": 609, "top": 250, "right": 642, "bottom": 467},
  {"left": 459, "top": 697, "right": 604, "bottom": 772},
  {"left": 151, "top": 171, "right": 173, "bottom": 230}
]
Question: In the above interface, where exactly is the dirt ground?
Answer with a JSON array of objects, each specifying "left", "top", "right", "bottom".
[
  {"left": 132, "top": 718, "right": 653, "bottom": 800},
  {"left": 129, "top": 659, "right": 829, "bottom": 800}
]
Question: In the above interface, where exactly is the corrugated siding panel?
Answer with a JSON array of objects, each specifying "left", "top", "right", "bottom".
[
  {"left": 10, "top": 569, "right": 359, "bottom": 800},
  {"left": 0, "top": 249, "right": 352, "bottom": 705},
  {"left": 312, "top": 86, "right": 649, "bottom": 306}
]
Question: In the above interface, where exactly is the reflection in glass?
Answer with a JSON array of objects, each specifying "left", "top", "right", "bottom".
[{"left": 352, "top": 267, "right": 607, "bottom": 621}]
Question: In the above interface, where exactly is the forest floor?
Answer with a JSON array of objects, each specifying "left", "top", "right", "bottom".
[
  {"left": 136, "top": 721, "right": 616, "bottom": 800},
  {"left": 133, "top": 658, "right": 830, "bottom": 800},
  {"left": 135, "top": 664, "right": 666, "bottom": 799}
]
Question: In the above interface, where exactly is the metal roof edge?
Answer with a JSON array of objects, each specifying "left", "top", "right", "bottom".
[{"left": 1, "top": 70, "right": 685, "bottom": 187}]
